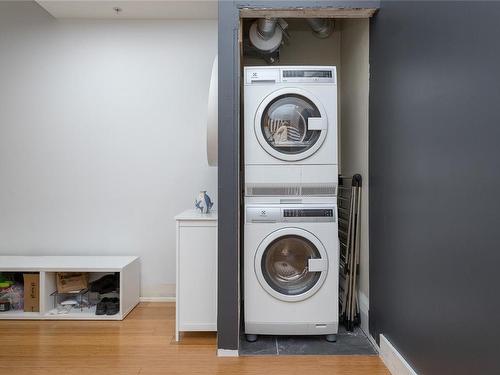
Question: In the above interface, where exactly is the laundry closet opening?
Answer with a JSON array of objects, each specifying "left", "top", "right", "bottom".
[{"left": 238, "top": 11, "right": 372, "bottom": 355}]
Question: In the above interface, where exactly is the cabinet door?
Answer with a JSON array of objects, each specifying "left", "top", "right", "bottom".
[{"left": 178, "top": 225, "right": 217, "bottom": 331}]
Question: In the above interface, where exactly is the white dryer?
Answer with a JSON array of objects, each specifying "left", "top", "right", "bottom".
[
  {"left": 244, "top": 66, "right": 338, "bottom": 196},
  {"left": 244, "top": 197, "right": 339, "bottom": 342}
]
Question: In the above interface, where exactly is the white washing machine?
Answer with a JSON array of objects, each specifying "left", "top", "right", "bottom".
[
  {"left": 244, "top": 197, "right": 339, "bottom": 342},
  {"left": 244, "top": 66, "right": 338, "bottom": 196}
]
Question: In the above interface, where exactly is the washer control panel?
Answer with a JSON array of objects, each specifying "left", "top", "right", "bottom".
[
  {"left": 247, "top": 205, "right": 336, "bottom": 223},
  {"left": 283, "top": 208, "right": 334, "bottom": 218}
]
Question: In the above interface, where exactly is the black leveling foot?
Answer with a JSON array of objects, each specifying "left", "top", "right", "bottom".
[
  {"left": 325, "top": 334, "right": 337, "bottom": 342},
  {"left": 245, "top": 334, "right": 258, "bottom": 342}
]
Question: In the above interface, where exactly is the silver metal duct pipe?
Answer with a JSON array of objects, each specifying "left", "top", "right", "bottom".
[
  {"left": 249, "top": 17, "right": 283, "bottom": 54},
  {"left": 257, "top": 18, "right": 278, "bottom": 40},
  {"left": 306, "top": 18, "right": 334, "bottom": 39}
]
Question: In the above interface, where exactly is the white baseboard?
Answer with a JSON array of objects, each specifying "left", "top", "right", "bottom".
[
  {"left": 380, "top": 334, "right": 418, "bottom": 375},
  {"left": 141, "top": 283, "right": 176, "bottom": 299},
  {"left": 217, "top": 349, "right": 239, "bottom": 357},
  {"left": 139, "top": 296, "right": 176, "bottom": 302}
]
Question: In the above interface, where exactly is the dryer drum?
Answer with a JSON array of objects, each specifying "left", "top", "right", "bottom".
[{"left": 261, "top": 94, "right": 321, "bottom": 155}]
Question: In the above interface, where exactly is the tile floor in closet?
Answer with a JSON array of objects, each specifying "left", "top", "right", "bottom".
[{"left": 240, "top": 325, "right": 377, "bottom": 356}]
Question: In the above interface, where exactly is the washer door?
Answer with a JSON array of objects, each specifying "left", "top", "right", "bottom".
[
  {"left": 255, "top": 228, "right": 328, "bottom": 302},
  {"left": 255, "top": 88, "right": 328, "bottom": 162}
]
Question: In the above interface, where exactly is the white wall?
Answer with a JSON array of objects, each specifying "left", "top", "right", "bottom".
[{"left": 0, "top": 1, "right": 217, "bottom": 298}]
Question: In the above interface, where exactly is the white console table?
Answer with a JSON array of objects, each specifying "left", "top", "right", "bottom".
[
  {"left": 175, "top": 210, "right": 217, "bottom": 341},
  {"left": 0, "top": 256, "right": 140, "bottom": 320}
]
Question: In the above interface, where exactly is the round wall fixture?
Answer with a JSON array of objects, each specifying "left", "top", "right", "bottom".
[{"left": 206, "top": 55, "right": 218, "bottom": 166}]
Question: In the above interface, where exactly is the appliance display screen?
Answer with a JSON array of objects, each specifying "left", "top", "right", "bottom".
[
  {"left": 283, "top": 70, "right": 333, "bottom": 78},
  {"left": 283, "top": 209, "right": 334, "bottom": 218}
]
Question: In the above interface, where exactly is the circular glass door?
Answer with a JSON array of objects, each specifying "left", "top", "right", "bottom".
[
  {"left": 255, "top": 88, "right": 328, "bottom": 162},
  {"left": 255, "top": 228, "right": 328, "bottom": 302}
]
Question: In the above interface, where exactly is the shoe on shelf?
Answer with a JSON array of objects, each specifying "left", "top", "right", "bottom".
[
  {"left": 95, "top": 298, "right": 109, "bottom": 315},
  {"left": 90, "top": 274, "right": 118, "bottom": 294},
  {"left": 105, "top": 298, "right": 119, "bottom": 315},
  {"left": 95, "top": 297, "right": 120, "bottom": 316}
]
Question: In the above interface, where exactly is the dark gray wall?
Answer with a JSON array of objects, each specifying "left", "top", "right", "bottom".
[
  {"left": 370, "top": 2, "right": 500, "bottom": 374},
  {"left": 217, "top": 1, "right": 240, "bottom": 351}
]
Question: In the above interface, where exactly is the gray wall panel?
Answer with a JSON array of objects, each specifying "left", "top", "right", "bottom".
[
  {"left": 217, "top": 0, "right": 240, "bottom": 351},
  {"left": 370, "top": 2, "right": 500, "bottom": 374}
]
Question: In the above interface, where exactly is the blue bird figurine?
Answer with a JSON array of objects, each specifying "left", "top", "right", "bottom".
[{"left": 195, "top": 191, "right": 214, "bottom": 214}]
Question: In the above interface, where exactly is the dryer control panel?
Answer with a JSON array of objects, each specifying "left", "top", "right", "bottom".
[
  {"left": 281, "top": 68, "right": 336, "bottom": 83},
  {"left": 245, "top": 66, "right": 337, "bottom": 84},
  {"left": 247, "top": 205, "right": 336, "bottom": 223}
]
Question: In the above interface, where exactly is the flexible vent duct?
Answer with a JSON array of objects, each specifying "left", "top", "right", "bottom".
[
  {"left": 306, "top": 18, "right": 334, "bottom": 39},
  {"left": 249, "top": 17, "right": 283, "bottom": 53},
  {"left": 257, "top": 18, "right": 278, "bottom": 39}
]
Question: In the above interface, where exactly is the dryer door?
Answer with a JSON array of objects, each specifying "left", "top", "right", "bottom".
[
  {"left": 255, "top": 227, "right": 328, "bottom": 302},
  {"left": 255, "top": 88, "right": 328, "bottom": 162}
]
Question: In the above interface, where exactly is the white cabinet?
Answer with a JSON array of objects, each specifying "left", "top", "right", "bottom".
[{"left": 175, "top": 210, "right": 217, "bottom": 341}]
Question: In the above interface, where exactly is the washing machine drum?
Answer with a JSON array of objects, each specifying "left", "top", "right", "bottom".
[
  {"left": 256, "top": 89, "right": 328, "bottom": 162},
  {"left": 256, "top": 229, "right": 329, "bottom": 302}
]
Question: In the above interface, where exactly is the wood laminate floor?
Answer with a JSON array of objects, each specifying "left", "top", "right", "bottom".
[{"left": 0, "top": 303, "right": 390, "bottom": 375}]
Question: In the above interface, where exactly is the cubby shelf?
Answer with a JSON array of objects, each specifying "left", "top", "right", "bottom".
[{"left": 0, "top": 256, "right": 140, "bottom": 320}]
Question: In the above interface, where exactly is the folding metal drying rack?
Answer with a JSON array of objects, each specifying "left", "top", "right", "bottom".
[{"left": 338, "top": 174, "right": 362, "bottom": 331}]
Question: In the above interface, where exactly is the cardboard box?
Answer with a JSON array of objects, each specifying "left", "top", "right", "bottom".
[
  {"left": 56, "top": 272, "right": 89, "bottom": 293},
  {"left": 23, "top": 273, "right": 39, "bottom": 312}
]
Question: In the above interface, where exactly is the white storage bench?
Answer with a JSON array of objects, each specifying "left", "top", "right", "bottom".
[{"left": 0, "top": 256, "right": 140, "bottom": 320}]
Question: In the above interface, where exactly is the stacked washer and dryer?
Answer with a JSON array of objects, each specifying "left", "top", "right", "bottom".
[{"left": 243, "top": 66, "right": 340, "bottom": 342}]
